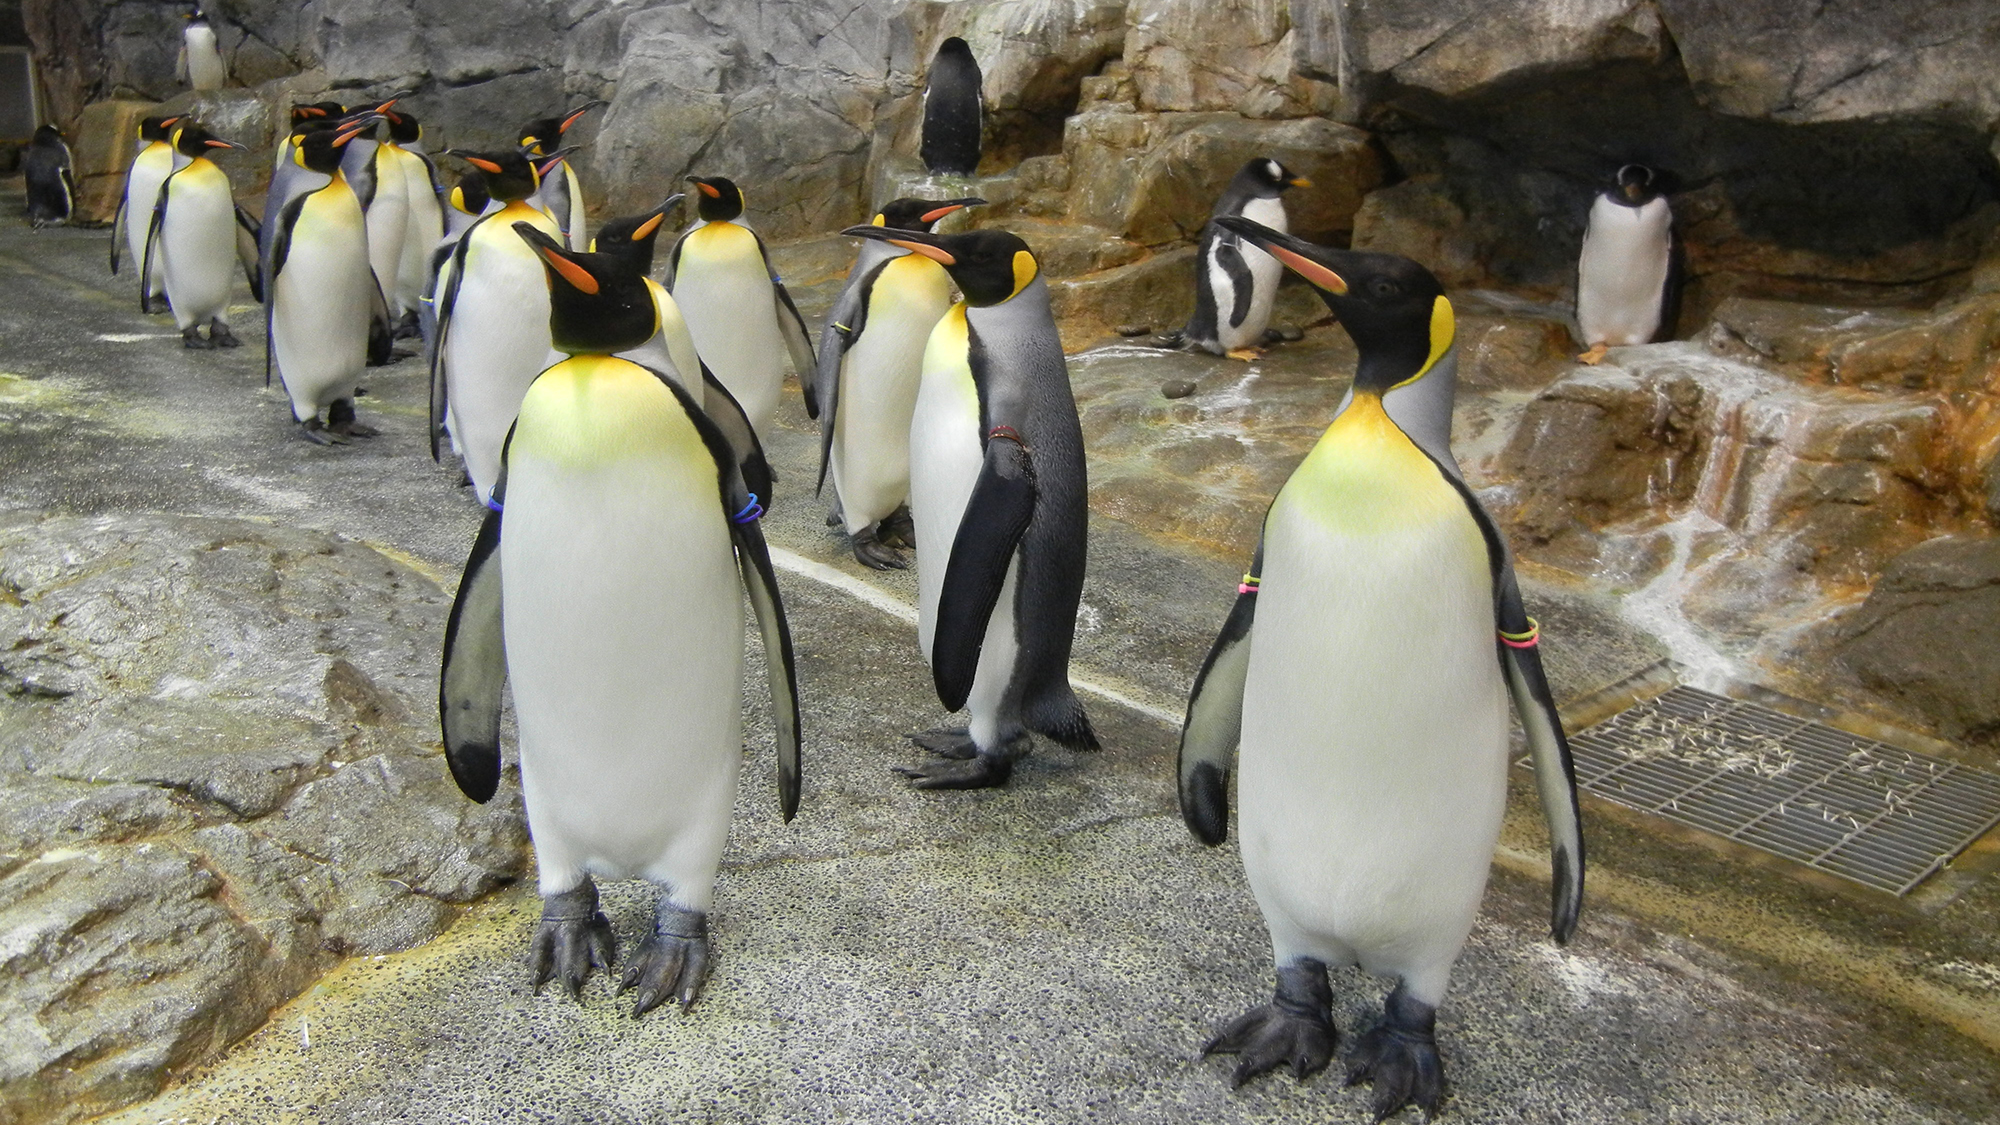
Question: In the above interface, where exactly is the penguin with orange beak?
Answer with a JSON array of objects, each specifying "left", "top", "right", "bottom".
[{"left": 144, "top": 123, "right": 258, "bottom": 348}]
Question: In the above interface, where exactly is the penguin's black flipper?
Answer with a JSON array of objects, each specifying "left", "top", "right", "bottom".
[
  {"left": 267, "top": 193, "right": 313, "bottom": 387},
  {"left": 439, "top": 507, "right": 506, "bottom": 803},
  {"left": 233, "top": 205, "right": 264, "bottom": 304},
  {"left": 663, "top": 230, "right": 686, "bottom": 290},
  {"left": 812, "top": 256, "right": 889, "bottom": 492},
  {"left": 1215, "top": 237, "right": 1256, "bottom": 333},
  {"left": 366, "top": 274, "right": 395, "bottom": 366},
  {"left": 1178, "top": 537, "right": 1262, "bottom": 846},
  {"left": 695, "top": 362, "right": 775, "bottom": 507},
  {"left": 110, "top": 194, "right": 126, "bottom": 275},
  {"left": 139, "top": 173, "right": 174, "bottom": 314},
  {"left": 428, "top": 221, "right": 482, "bottom": 460},
  {"left": 752, "top": 230, "right": 818, "bottom": 379},
  {"left": 931, "top": 433, "right": 1037, "bottom": 713},
  {"left": 1494, "top": 566, "right": 1585, "bottom": 944}
]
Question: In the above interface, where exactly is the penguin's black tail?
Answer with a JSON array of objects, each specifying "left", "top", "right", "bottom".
[{"left": 1026, "top": 685, "right": 1099, "bottom": 752}]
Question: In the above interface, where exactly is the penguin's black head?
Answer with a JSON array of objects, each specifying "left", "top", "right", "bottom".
[
  {"left": 1616, "top": 164, "right": 1659, "bottom": 205},
  {"left": 687, "top": 176, "right": 745, "bottom": 222},
  {"left": 384, "top": 109, "right": 422, "bottom": 145},
  {"left": 936, "top": 36, "right": 975, "bottom": 62},
  {"left": 1216, "top": 216, "right": 1453, "bottom": 394},
  {"left": 449, "top": 169, "right": 491, "bottom": 218},
  {"left": 138, "top": 115, "right": 181, "bottom": 143},
  {"left": 30, "top": 125, "right": 64, "bottom": 148},
  {"left": 1235, "top": 157, "right": 1310, "bottom": 198},
  {"left": 448, "top": 149, "right": 544, "bottom": 203},
  {"left": 872, "top": 196, "right": 986, "bottom": 233},
  {"left": 519, "top": 102, "right": 603, "bottom": 156},
  {"left": 172, "top": 123, "right": 244, "bottom": 160},
  {"left": 290, "top": 101, "right": 345, "bottom": 125},
  {"left": 591, "top": 194, "right": 684, "bottom": 276},
  {"left": 839, "top": 225, "right": 1039, "bottom": 307},
  {"left": 293, "top": 112, "right": 378, "bottom": 173},
  {"left": 514, "top": 223, "right": 658, "bottom": 355}
]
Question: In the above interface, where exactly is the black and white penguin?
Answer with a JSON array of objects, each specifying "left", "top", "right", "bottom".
[
  {"left": 144, "top": 123, "right": 258, "bottom": 348},
  {"left": 177, "top": 8, "right": 225, "bottom": 91},
  {"left": 520, "top": 102, "right": 602, "bottom": 251},
  {"left": 919, "top": 37, "right": 982, "bottom": 176},
  {"left": 1177, "top": 217, "right": 1585, "bottom": 1121},
  {"left": 836, "top": 225, "right": 1098, "bottom": 789},
  {"left": 23, "top": 125, "right": 75, "bottom": 229},
  {"left": 111, "top": 114, "right": 185, "bottom": 304},
  {"left": 1167, "top": 158, "right": 1311, "bottom": 359},
  {"left": 1575, "top": 163, "right": 1676, "bottom": 364},
  {"left": 665, "top": 175, "right": 816, "bottom": 443},
  {"left": 267, "top": 120, "right": 381, "bottom": 443},
  {"left": 428, "top": 148, "right": 568, "bottom": 504},
  {"left": 438, "top": 222, "right": 801, "bottom": 1014},
  {"left": 814, "top": 196, "right": 984, "bottom": 569},
  {"left": 380, "top": 109, "right": 445, "bottom": 336}
]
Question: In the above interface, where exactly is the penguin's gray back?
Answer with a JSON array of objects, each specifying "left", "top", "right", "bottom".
[
  {"left": 920, "top": 38, "right": 983, "bottom": 176},
  {"left": 23, "top": 133, "right": 73, "bottom": 225}
]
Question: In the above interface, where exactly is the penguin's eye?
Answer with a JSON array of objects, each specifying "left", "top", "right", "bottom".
[{"left": 1369, "top": 278, "right": 1398, "bottom": 299}]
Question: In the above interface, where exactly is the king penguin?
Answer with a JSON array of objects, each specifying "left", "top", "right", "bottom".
[
  {"left": 1176, "top": 217, "right": 1585, "bottom": 1121},
  {"left": 383, "top": 109, "right": 445, "bottom": 336},
  {"left": 428, "top": 148, "right": 567, "bottom": 504},
  {"left": 144, "top": 123, "right": 259, "bottom": 348},
  {"left": 520, "top": 102, "right": 602, "bottom": 251},
  {"left": 919, "top": 37, "right": 982, "bottom": 176},
  {"left": 814, "top": 196, "right": 984, "bottom": 569},
  {"left": 177, "top": 8, "right": 225, "bottom": 91},
  {"left": 1575, "top": 164, "right": 1676, "bottom": 364},
  {"left": 438, "top": 222, "right": 801, "bottom": 1014},
  {"left": 23, "top": 125, "right": 75, "bottom": 228},
  {"left": 267, "top": 119, "right": 382, "bottom": 442},
  {"left": 836, "top": 225, "right": 1098, "bottom": 789},
  {"left": 665, "top": 176, "right": 816, "bottom": 444},
  {"left": 111, "top": 114, "right": 185, "bottom": 306},
  {"left": 1167, "top": 158, "right": 1311, "bottom": 359}
]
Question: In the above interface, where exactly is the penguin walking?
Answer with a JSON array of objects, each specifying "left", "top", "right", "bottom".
[
  {"left": 919, "top": 37, "right": 982, "bottom": 176},
  {"left": 111, "top": 114, "right": 186, "bottom": 304},
  {"left": 665, "top": 176, "right": 815, "bottom": 444},
  {"left": 439, "top": 222, "right": 801, "bottom": 1014},
  {"left": 144, "top": 124, "right": 258, "bottom": 348},
  {"left": 1576, "top": 164, "right": 1676, "bottom": 365},
  {"left": 267, "top": 120, "right": 382, "bottom": 442},
  {"left": 520, "top": 102, "right": 603, "bottom": 251},
  {"left": 1164, "top": 158, "right": 1310, "bottom": 359},
  {"left": 383, "top": 109, "right": 444, "bottom": 335},
  {"left": 814, "top": 196, "right": 984, "bottom": 570},
  {"left": 177, "top": 9, "right": 225, "bottom": 91},
  {"left": 23, "top": 125, "right": 75, "bottom": 228},
  {"left": 836, "top": 225, "right": 1097, "bottom": 789},
  {"left": 428, "top": 149, "right": 568, "bottom": 504},
  {"left": 1176, "top": 218, "right": 1585, "bottom": 1120}
]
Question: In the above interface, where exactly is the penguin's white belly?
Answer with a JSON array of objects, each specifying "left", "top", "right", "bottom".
[
  {"left": 1237, "top": 402, "right": 1508, "bottom": 993},
  {"left": 503, "top": 360, "right": 743, "bottom": 904},
  {"left": 159, "top": 169, "right": 237, "bottom": 329},
  {"left": 395, "top": 157, "right": 444, "bottom": 313},
  {"left": 444, "top": 210, "right": 559, "bottom": 504},
  {"left": 674, "top": 224, "right": 789, "bottom": 438},
  {"left": 365, "top": 163, "right": 410, "bottom": 314},
  {"left": 273, "top": 190, "right": 372, "bottom": 418},
  {"left": 833, "top": 267, "right": 951, "bottom": 532},
  {"left": 909, "top": 310, "right": 985, "bottom": 664},
  {"left": 185, "top": 29, "right": 224, "bottom": 90},
  {"left": 1577, "top": 196, "right": 1671, "bottom": 347},
  {"left": 1219, "top": 195, "right": 1287, "bottom": 350}
]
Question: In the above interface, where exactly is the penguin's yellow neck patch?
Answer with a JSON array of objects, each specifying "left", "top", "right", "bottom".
[
  {"left": 1010, "top": 250, "right": 1038, "bottom": 298},
  {"left": 1394, "top": 296, "right": 1456, "bottom": 389},
  {"left": 1286, "top": 392, "right": 1460, "bottom": 535},
  {"left": 512, "top": 355, "right": 695, "bottom": 469}
]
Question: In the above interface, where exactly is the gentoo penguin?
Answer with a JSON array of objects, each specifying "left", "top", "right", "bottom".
[
  {"left": 837, "top": 225, "right": 1097, "bottom": 789},
  {"left": 665, "top": 176, "right": 816, "bottom": 443},
  {"left": 438, "top": 222, "right": 801, "bottom": 1013},
  {"left": 144, "top": 124, "right": 258, "bottom": 348},
  {"left": 383, "top": 109, "right": 444, "bottom": 335},
  {"left": 177, "top": 9, "right": 225, "bottom": 91},
  {"left": 1177, "top": 217, "right": 1585, "bottom": 1120},
  {"left": 1165, "top": 158, "right": 1311, "bottom": 359},
  {"left": 520, "top": 102, "right": 602, "bottom": 251},
  {"left": 919, "top": 37, "right": 982, "bottom": 176},
  {"left": 267, "top": 121, "right": 381, "bottom": 443},
  {"left": 428, "top": 148, "right": 568, "bottom": 504},
  {"left": 1575, "top": 164, "right": 1676, "bottom": 364},
  {"left": 23, "top": 125, "right": 75, "bottom": 228},
  {"left": 814, "top": 196, "right": 984, "bottom": 569},
  {"left": 111, "top": 114, "right": 185, "bottom": 305}
]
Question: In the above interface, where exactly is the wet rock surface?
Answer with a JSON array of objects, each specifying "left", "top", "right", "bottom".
[{"left": 1833, "top": 537, "right": 2000, "bottom": 750}]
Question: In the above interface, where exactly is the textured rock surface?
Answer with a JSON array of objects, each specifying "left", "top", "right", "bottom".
[
  {"left": 0, "top": 513, "right": 526, "bottom": 1125},
  {"left": 1833, "top": 537, "right": 2000, "bottom": 746}
]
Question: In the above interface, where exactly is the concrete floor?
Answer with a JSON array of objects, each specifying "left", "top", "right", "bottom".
[{"left": 3, "top": 192, "right": 1997, "bottom": 1123}]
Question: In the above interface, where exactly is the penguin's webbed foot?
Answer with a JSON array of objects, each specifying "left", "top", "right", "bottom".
[
  {"left": 619, "top": 900, "right": 710, "bottom": 1017},
  {"left": 1225, "top": 347, "right": 1264, "bottom": 362},
  {"left": 1343, "top": 983, "right": 1444, "bottom": 1121},
  {"left": 1576, "top": 343, "right": 1609, "bottom": 365},
  {"left": 328, "top": 399, "right": 379, "bottom": 438},
  {"left": 908, "top": 726, "right": 977, "bottom": 759},
  {"left": 878, "top": 506, "right": 915, "bottom": 550},
  {"left": 181, "top": 326, "right": 214, "bottom": 350},
  {"left": 529, "top": 881, "right": 617, "bottom": 1001},
  {"left": 851, "top": 526, "right": 908, "bottom": 570},
  {"left": 298, "top": 418, "right": 348, "bottom": 445},
  {"left": 1204, "top": 960, "right": 1336, "bottom": 1089},
  {"left": 895, "top": 732, "right": 1029, "bottom": 789},
  {"left": 209, "top": 321, "right": 241, "bottom": 348}
]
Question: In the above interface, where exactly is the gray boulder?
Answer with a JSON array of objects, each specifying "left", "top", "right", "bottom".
[{"left": 1834, "top": 536, "right": 2000, "bottom": 747}]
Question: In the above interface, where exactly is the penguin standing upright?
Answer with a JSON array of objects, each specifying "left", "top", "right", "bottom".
[
  {"left": 111, "top": 115, "right": 185, "bottom": 304},
  {"left": 177, "top": 9, "right": 225, "bottom": 91},
  {"left": 22, "top": 125, "right": 75, "bottom": 228},
  {"left": 439, "top": 222, "right": 801, "bottom": 1015},
  {"left": 428, "top": 149, "right": 566, "bottom": 504},
  {"left": 384, "top": 109, "right": 445, "bottom": 334},
  {"left": 836, "top": 225, "right": 1097, "bottom": 789},
  {"left": 267, "top": 121, "right": 382, "bottom": 442},
  {"left": 1167, "top": 158, "right": 1310, "bottom": 359},
  {"left": 520, "top": 102, "right": 602, "bottom": 251},
  {"left": 665, "top": 176, "right": 815, "bottom": 443},
  {"left": 144, "top": 124, "right": 257, "bottom": 348},
  {"left": 1575, "top": 163, "right": 1676, "bottom": 364},
  {"left": 814, "top": 196, "right": 983, "bottom": 569},
  {"left": 1176, "top": 218, "right": 1585, "bottom": 1121},
  {"left": 920, "top": 37, "right": 982, "bottom": 176}
]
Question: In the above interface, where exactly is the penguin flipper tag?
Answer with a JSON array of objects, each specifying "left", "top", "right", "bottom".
[
  {"left": 439, "top": 508, "right": 507, "bottom": 803},
  {"left": 233, "top": 205, "right": 265, "bottom": 304},
  {"left": 812, "top": 257, "right": 888, "bottom": 491},
  {"left": 931, "top": 433, "right": 1038, "bottom": 712},
  {"left": 694, "top": 362, "right": 775, "bottom": 507},
  {"left": 753, "top": 230, "right": 818, "bottom": 377},
  {"left": 1495, "top": 566, "right": 1586, "bottom": 944},
  {"left": 1178, "top": 538, "right": 1263, "bottom": 847},
  {"left": 1215, "top": 238, "right": 1256, "bottom": 331}
]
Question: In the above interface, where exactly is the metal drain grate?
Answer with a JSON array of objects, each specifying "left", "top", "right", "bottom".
[{"left": 1555, "top": 686, "right": 2000, "bottom": 895}]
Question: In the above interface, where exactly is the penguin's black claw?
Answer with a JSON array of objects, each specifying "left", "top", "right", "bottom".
[
  {"left": 908, "top": 726, "right": 978, "bottom": 759},
  {"left": 528, "top": 882, "right": 617, "bottom": 1001},
  {"left": 878, "top": 507, "right": 916, "bottom": 549},
  {"left": 893, "top": 753, "right": 1015, "bottom": 789},
  {"left": 298, "top": 419, "right": 346, "bottom": 446},
  {"left": 210, "top": 321, "right": 241, "bottom": 348},
  {"left": 619, "top": 901, "right": 710, "bottom": 1017},
  {"left": 851, "top": 527, "right": 908, "bottom": 570},
  {"left": 181, "top": 327, "right": 214, "bottom": 350},
  {"left": 1204, "top": 960, "right": 1337, "bottom": 1089},
  {"left": 1343, "top": 984, "right": 1444, "bottom": 1121},
  {"left": 327, "top": 399, "right": 379, "bottom": 438}
]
